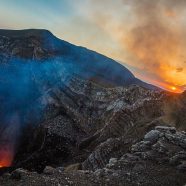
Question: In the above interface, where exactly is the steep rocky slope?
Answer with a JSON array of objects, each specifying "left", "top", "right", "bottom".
[{"left": 0, "top": 29, "right": 185, "bottom": 186}]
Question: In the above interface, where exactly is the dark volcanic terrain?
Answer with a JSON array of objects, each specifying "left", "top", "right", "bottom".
[{"left": 0, "top": 29, "right": 185, "bottom": 186}]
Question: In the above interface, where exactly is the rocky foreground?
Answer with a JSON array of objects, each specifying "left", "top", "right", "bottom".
[{"left": 0, "top": 126, "right": 186, "bottom": 186}]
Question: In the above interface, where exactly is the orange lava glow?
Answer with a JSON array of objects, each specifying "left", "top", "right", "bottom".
[
  {"left": 135, "top": 72, "right": 183, "bottom": 93},
  {"left": 125, "top": 37, "right": 186, "bottom": 93},
  {"left": 168, "top": 86, "right": 182, "bottom": 93},
  {"left": 171, "top": 86, "right": 176, "bottom": 91},
  {"left": 159, "top": 83, "right": 183, "bottom": 93},
  {"left": 0, "top": 146, "right": 14, "bottom": 168}
]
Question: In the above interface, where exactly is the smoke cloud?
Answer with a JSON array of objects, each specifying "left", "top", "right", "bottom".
[
  {"left": 77, "top": 0, "right": 186, "bottom": 92},
  {"left": 0, "top": 57, "right": 78, "bottom": 167},
  {"left": 124, "top": 0, "right": 186, "bottom": 91}
]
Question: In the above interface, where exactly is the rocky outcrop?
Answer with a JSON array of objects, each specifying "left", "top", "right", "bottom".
[{"left": 129, "top": 126, "right": 186, "bottom": 170}]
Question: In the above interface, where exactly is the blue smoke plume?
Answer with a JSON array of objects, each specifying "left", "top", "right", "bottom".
[{"left": 0, "top": 57, "right": 77, "bottom": 166}]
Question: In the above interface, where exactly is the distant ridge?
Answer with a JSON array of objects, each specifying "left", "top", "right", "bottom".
[{"left": 0, "top": 29, "right": 52, "bottom": 37}]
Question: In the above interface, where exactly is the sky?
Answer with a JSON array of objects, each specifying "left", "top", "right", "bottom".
[{"left": 0, "top": 0, "right": 186, "bottom": 92}]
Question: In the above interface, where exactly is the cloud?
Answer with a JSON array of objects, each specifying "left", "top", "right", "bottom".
[{"left": 77, "top": 0, "right": 186, "bottom": 91}]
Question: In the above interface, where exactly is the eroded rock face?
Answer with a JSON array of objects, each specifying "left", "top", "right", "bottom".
[{"left": 11, "top": 75, "right": 164, "bottom": 171}]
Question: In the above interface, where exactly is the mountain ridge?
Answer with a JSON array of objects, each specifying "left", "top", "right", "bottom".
[{"left": 0, "top": 29, "right": 159, "bottom": 90}]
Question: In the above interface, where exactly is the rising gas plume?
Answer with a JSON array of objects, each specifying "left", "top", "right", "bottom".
[
  {"left": 79, "top": 0, "right": 186, "bottom": 92},
  {"left": 124, "top": 0, "right": 186, "bottom": 92},
  {"left": 0, "top": 58, "right": 74, "bottom": 167}
]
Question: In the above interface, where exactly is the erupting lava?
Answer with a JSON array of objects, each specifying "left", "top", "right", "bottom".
[
  {"left": 0, "top": 113, "right": 20, "bottom": 168},
  {"left": 0, "top": 144, "right": 14, "bottom": 168}
]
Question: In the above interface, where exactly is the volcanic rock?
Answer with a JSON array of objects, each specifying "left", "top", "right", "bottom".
[
  {"left": 0, "top": 29, "right": 185, "bottom": 185},
  {"left": 43, "top": 166, "right": 55, "bottom": 175}
]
